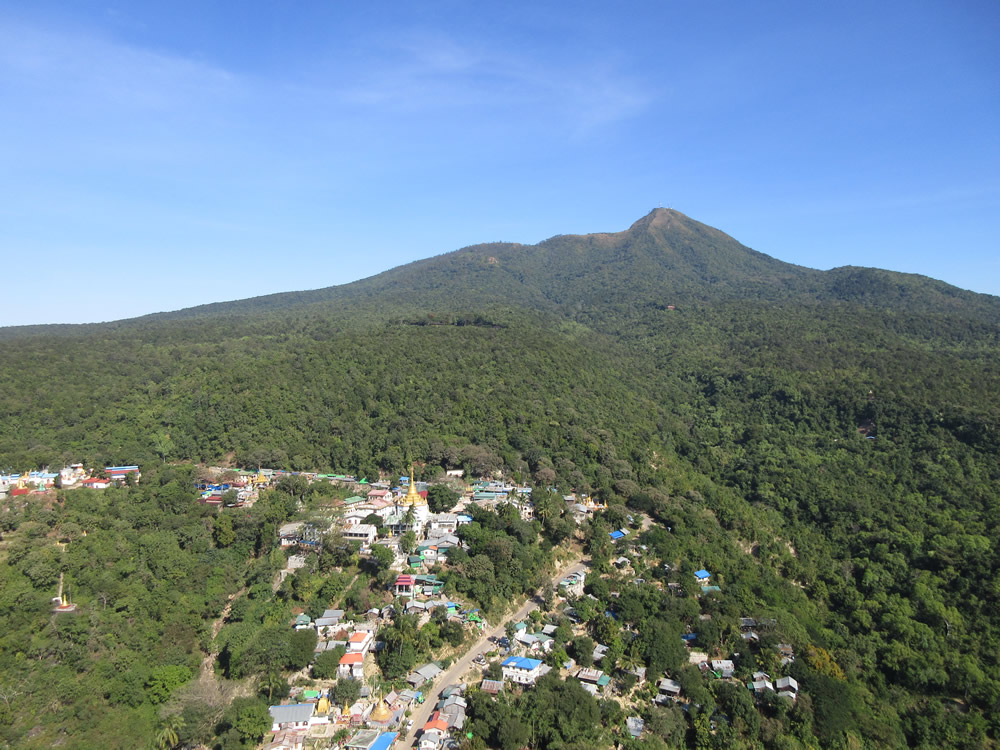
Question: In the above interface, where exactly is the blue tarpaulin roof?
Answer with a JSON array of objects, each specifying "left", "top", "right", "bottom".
[
  {"left": 694, "top": 569, "right": 711, "bottom": 579},
  {"left": 502, "top": 656, "right": 542, "bottom": 670}
]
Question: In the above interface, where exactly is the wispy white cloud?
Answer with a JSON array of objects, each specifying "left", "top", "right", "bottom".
[
  {"left": 0, "top": 21, "right": 240, "bottom": 114},
  {"left": 315, "top": 27, "right": 653, "bottom": 135},
  {"left": 0, "top": 17, "right": 652, "bottom": 176}
]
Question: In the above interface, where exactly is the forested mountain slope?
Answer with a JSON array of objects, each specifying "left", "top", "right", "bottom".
[{"left": 1, "top": 209, "right": 999, "bottom": 747}]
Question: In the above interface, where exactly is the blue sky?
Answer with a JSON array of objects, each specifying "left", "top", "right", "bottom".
[{"left": 2, "top": 1, "right": 998, "bottom": 326}]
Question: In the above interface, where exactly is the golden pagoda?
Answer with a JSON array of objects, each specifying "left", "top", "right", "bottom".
[
  {"left": 52, "top": 572, "right": 77, "bottom": 613},
  {"left": 369, "top": 697, "right": 393, "bottom": 724},
  {"left": 404, "top": 465, "right": 426, "bottom": 506},
  {"left": 316, "top": 696, "right": 330, "bottom": 715}
]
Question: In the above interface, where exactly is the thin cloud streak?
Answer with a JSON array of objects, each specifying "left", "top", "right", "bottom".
[
  {"left": 322, "top": 28, "right": 653, "bottom": 133},
  {"left": 0, "top": 22, "right": 240, "bottom": 113}
]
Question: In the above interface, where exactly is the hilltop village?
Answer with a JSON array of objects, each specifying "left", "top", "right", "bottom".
[
  {"left": 206, "top": 465, "right": 804, "bottom": 749},
  {"left": 1, "top": 461, "right": 811, "bottom": 750}
]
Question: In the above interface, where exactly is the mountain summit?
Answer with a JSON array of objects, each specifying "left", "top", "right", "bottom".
[{"left": 2, "top": 209, "right": 996, "bottom": 336}]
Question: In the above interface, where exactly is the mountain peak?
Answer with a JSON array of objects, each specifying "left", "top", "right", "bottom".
[{"left": 628, "top": 207, "right": 693, "bottom": 233}]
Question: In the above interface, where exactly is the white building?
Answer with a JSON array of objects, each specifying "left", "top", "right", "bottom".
[
  {"left": 268, "top": 704, "right": 314, "bottom": 732},
  {"left": 342, "top": 524, "right": 377, "bottom": 548},
  {"left": 347, "top": 630, "right": 373, "bottom": 655},
  {"left": 711, "top": 659, "right": 735, "bottom": 678},
  {"left": 501, "top": 656, "right": 544, "bottom": 686},
  {"left": 338, "top": 652, "right": 365, "bottom": 679}
]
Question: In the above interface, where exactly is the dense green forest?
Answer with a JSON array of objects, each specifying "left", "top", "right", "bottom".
[
  {"left": 1, "top": 209, "right": 999, "bottom": 747},
  {"left": 0, "top": 467, "right": 298, "bottom": 748}
]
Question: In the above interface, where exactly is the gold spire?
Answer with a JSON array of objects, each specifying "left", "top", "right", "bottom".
[
  {"left": 370, "top": 696, "right": 392, "bottom": 723},
  {"left": 404, "top": 465, "right": 426, "bottom": 506}
]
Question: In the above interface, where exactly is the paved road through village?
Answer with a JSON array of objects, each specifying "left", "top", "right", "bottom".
[{"left": 398, "top": 554, "right": 588, "bottom": 749}]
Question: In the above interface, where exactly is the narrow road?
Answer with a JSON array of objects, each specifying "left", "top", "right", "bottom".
[{"left": 398, "top": 554, "right": 588, "bottom": 749}]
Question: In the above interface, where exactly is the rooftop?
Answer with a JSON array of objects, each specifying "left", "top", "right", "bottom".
[
  {"left": 503, "top": 656, "right": 542, "bottom": 670},
  {"left": 268, "top": 703, "right": 314, "bottom": 725},
  {"left": 370, "top": 732, "right": 399, "bottom": 750}
]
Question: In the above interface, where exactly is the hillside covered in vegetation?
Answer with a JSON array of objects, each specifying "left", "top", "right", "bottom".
[{"left": 1, "top": 209, "right": 999, "bottom": 748}]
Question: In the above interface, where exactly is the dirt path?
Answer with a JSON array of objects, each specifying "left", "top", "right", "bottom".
[
  {"left": 398, "top": 553, "right": 589, "bottom": 749},
  {"left": 200, "top": 586, "right": 247, "bottom": 682}
]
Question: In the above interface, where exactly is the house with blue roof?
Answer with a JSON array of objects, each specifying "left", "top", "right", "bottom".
[
  {"left": 694, "top": 569, "right": 711, "bottom": 581},
  {"left": 369, "top": 732, "right": 399, "bottom": 750},
  {"left": 501, "top": 655, "right": 547, "bottom": 685}
]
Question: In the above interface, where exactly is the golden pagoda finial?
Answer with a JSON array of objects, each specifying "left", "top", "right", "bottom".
[{"left": 404, "top": 464, "right": 426, "bottom": 506}]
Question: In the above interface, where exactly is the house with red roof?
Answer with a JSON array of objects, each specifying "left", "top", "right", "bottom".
[
  {"left": 338, "top": 652, "right": 365, "bottom": 679},
  {"left": 348, "top": 630, "right": 373, "bottom": 656},
  {"left": 395, "top": 574, "right": 414, "bottom": 597},
  {"left": 422, "top": 711, "right": 449, "bottom": 734}
]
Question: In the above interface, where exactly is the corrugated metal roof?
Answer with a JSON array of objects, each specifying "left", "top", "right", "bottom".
[{"left": 268, "top": 703, "right": 314, "bottom": 724}]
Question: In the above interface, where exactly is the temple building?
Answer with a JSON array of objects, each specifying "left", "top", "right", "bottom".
[{"left": 386, "top": 466, "right": 430, "bottom": 537}]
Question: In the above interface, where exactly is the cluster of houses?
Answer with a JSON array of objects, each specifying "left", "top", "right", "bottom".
[
  {"left": 251, "top": 464, "right": 810, "bottom": 746},
  {"left": 197, "top": 465, "right": 625, "bottom": 553},
  {"left": 467, "top": 480, "right": 534, "bottom": 520},
  {"left": 655, "top": 653, "right": 799, "bottom": 704},
  {"left": 197, "top": 466, "right": 372, "bottom": 507},
  {"left": 196, "top": 472, "right": 267, "bottom": 506},
  {"left": 511, "top": 621, "right": 555, "bottom": 653},
  {"left": 265, "top": 697, "right": 402, "bottom": 750},
  {"left": 269, "top": 610, "right": 461, "bottom": 748},
  {"left": 340, "top": 486, "right": 473, "bottom": 558},
  {"left": 465, "top": 543, "right": 805, "bottom": 744},
  {"left": 564, "top": 493, "right": 607, "bottom": 524},
  {"left": 395, "top": 586, "right": 487, "bottom": 631},
  {"left": 293, "top": 608, "right": 384, "bottom": 681},
  {"left": 5, "top": 461, "right": 605, "bottom": 529},
  {"left": 412, "top": 683, "right": 469, "bottom": 749},
  {"left": 655, "top": 602, "right": 801, "bottom": 712},
  {"left": 275, "top": 572, "right": 483, "bottom": 748},
  {"left": 266, "top": 650, "right": 466, "bottom": 750},
  {"left": 0, "top": 465, "right": 140, "bottom": 498},
  {"left": 273, "top": 474, "right": 472, "bottom": 563}
]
